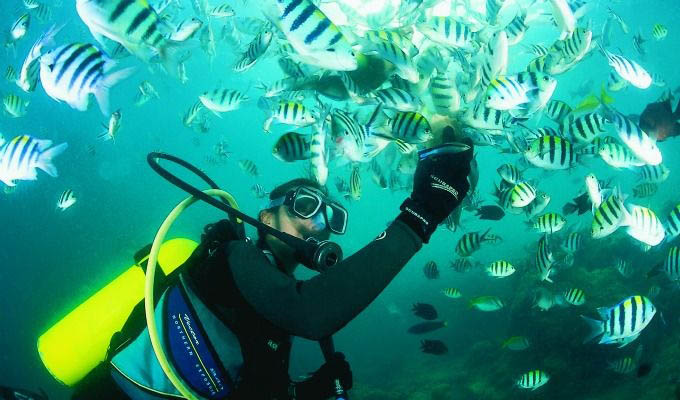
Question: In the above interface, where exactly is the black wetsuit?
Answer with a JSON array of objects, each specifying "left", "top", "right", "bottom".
[{"left": 185, "top": 219, "right": 422, "bottom": 399}]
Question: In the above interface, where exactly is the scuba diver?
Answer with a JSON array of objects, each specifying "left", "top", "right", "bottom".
[{"left": 69, "top": 138, "right": 474, "bottom": 399}]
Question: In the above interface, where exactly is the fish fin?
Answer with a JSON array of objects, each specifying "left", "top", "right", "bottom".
[
  {"left": 596, "top": 306, "right": 609, "bottom": 320},
  {"left": 580, "top": 314, "right": 604, "bottom": 343},
  {"left": 94, "top": 67, "right": 135, "bottom": 116},
  {"left": 36, "top": 142, "right": 68, "bottom": 177},
  {"left": 480, "top": 227, "right": 492, "bottom": 241}
]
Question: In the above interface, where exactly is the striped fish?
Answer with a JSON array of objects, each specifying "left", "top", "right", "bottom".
[
  {"left": 75, "top": 0, "right": 171, "bottom": 63},
  {"left": 517, "top": 370, "right": 550, "bottom": 390},
  {"left": 552, "top": 27, "right": 592, "bottom": 65},
  {"left": 616, "top": 259, "right": 633, "bottom": 277},
  {"left": 504, "top": 11, "right": 528, "bottom": 45},
  {"left": 532, "top": 213, "right": 566, "bottom": 234},
  {"left": 238, "top": 159, "right": 259, "bottom": 177},
  {"left": 652, "top": 23, "right": 667, "bottom": 41},
  {"left": 502, "top": 336, "right": 531, "bottom": 351},
  {"left": 272, "top": 132, "right": 311, "bottom": 162},
  {"left": 210, "top": 4, "right": 235, "bottom": 18},
  {"left": 441, "top": 288, "right": 462, "bottom": 299},
  {"left": 170, "top": 17, "right": 203, "bottom": 42},
  {"left": 562, "top": 112, "right": 607, "bottom": 143},
  {"left": 450, "top": 258, "right": 472, "bottom": 273},
  {"left": 423, "top": 261, "right": 439, "bottom": 279},
  {"left": 182, "top": 101, "right": 204, "bottom": 127},
  {"left": 599, "top": 143, "right": 645, "bottom": 169},
  {"left": 524, "top": 44, "right": 550, "bottom": 57},
  {"left": 592, "top": 194, "right": 627, "bottom": 239},
  {"left": 626, "top": 205, "right": 665, "bottom": 247},
  {"left": 39, "top": 43, "right": 133, "bottom": 114},
  {"left": 260, "top": 0, "right": 357, "bottom": 71},
  {"left": 536, "top": 235, "right": 555, "bottom": 283},
  {"left": 637, "top": 164, "right": 669, "bottom": 183},
  {"left": 99, "top": 110, "right": 122, "bottom": 142},
  {"left": 524, "top": 135, "right": 576, "bottom": 170},
  {"left": 581, "top": 295, "right": 656, "bottom": 346},
  {"left": 10, "top": 14, "right": 30, "bottom": 42},
  {"left": 545, "top": 100, "right": 572, "bottom": 123},
  {"left": 526, "top": 55, "right": 548, "bottom": 74},
  {"left": 234, "top": 28, "right": 273, "bottom": 72},
  {"left": 487, "top": 260, "right": 515, "bottom": 278},
  {"left": 486, "top": 0, "right": 505, "bottom": 25},
  {"left": 525, "top": 192, "right": 551, "bottom": 219},
  {"left": 469, "top": 296, "right": 504, "bottom": 312},
  {"left": 368, "top": 88, "right": 421, "bottom": 112},
  {"left": 331, "top": 109, "right": 367, "bottom": 152},
  {"left": 199, "top": 89, "right": 248, "bottom": 116},
  {"left": 462, "top": 101, "right": 507, "bottom": 131},
  {"left": 23, "top": 0, "right": 40, "bottom": 9},
  {"left": 609, "top": 352, "right": 639, "bottom": 375},
  {"left": 251, "top": 183, "right": 269, "bottom": 199},
  {"left": 416, "top": 45, "right": 448, "bottom": 78},
  {"left": 365, "top": 39, "right": 419, "bottom": 83},
  {"left": 0, "top": 135, "right": 68, "bottom": 186},
  {"left": 663, "top": 246, "right": 680, "bottom": 281},
  {"left": 388, "top": 112, "right": 432, "bottom": 144},
  {"left": 363, "top": 29, "right": 418, "bottom": 58},
  {"left": 57, "top": 189, "right": 77, "bottom": 211},
  {"left": 497, "top": 163, "right": 522, "bottom": 184},
  {"left": 487, "top": 72, "right": 557, "bottom": 117},
  {"left": 598, "top": 45, "right": 652, "bottom": 89},
  {"left": 18, "top": 24, "right": 63, "bottom": 93},
  {"left": 608, "top": 70, "right": 629, "bottom": 92},
  {"left": 509, "top": 182, "right": 536, "bottom": 208},
  {"left": 338, "top": 72, "right": 364, "bottom": 100},
  {"left": 455, "top": 228, "right": 492, "bottom": 257},
  {"left": 418, "top": 17, "right": 474, "bottom": 50},
  {"left": 605, "top": 109, "right": 662, "bottom": 166},
  {"left": 632, "top": 183, "right": 657, "bottom": 198},
  {"left": 349, "top": 165, "right": 361, "bottom": 200},
  {"left": 263, "top": 101, "right": 316, "bottom": 133},
  {"left": 665, "top": 205, "right": 680, "bottom": 241},
  {"left": 257, "top": 78, "right": 295, "bottom": 98},
  {"left": 562, "top": 232, "right": 584, "bottom": 253},
  {"left": 429, "top": 69, "right": 460, "bottom": 116},
  {"left": 5, "top": 66, "right": 17, "bottom": 83},
  {"left": 3, "top": 94, "right": 30, "bottom": 118},
  {"left": 564, "top": 288, "right": 586, "bottom": 306},
  {"left": 309, "top": 121, "right": 328, "bottom": 185},
  {"left": 34, "top": 4, "right": 52, "bottom": 24},
  {"left": 607, "top": 8, "right": 628, "bottom": 34}
]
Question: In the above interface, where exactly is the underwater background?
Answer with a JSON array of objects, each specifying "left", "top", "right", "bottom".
[{"left": 1, "top": 0, "right": 680, "bottom": 399}]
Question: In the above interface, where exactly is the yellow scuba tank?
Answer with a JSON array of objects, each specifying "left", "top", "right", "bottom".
[{"left": 36, "top": 238, "right": 198, "bottom": 387}]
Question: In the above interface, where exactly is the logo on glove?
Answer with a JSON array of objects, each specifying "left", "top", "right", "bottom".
[{"left": 430, "top": 175, "right": 459, "bottom": 200}]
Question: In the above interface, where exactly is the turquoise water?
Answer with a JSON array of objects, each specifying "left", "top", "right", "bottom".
[{"left": 1, "top": 0, "right": 680, "bottom": 399}]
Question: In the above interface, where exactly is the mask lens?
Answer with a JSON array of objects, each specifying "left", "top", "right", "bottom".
[
  {"left": 293, "top": 192, "right": 320, "bottom": 218},
  {"left": 326, "top": 204, "right": 348, "bottom": 234}
]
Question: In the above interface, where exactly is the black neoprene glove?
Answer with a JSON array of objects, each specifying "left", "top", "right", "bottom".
[
  {"left": 397, "top": 138, "right": 474, "bottom": 243},
  {"left": 294, "top": 352, "right": 353, "bottom": 400}
]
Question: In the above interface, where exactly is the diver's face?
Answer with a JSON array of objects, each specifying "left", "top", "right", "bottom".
[{"left": 279, "top": 205, "right": 330, "bottom": 241}]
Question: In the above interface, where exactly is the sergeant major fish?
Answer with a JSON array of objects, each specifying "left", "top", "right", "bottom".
[{"left": 39, "top": 43, "right": 133, "bottom": 114}]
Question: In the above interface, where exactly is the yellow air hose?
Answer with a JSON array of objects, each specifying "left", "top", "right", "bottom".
[{"left": 145, "top": 189, "right": 240, "bottom": 400}]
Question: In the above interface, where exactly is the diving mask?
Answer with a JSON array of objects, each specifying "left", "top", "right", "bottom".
[{"left": 269, "top": 186, "right": 348, "bottom": 235}]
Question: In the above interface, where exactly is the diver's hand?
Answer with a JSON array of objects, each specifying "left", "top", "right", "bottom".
[
  {"left": 295, "top": 352, "right": 353, "bottom": 400},
  {"left": 397, "top": 137, "right": 474, "bottom": 243}
]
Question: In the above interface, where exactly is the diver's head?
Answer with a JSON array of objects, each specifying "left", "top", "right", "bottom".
[{"left": 258, "top": 178, "right": 347, "bottom": 268}]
